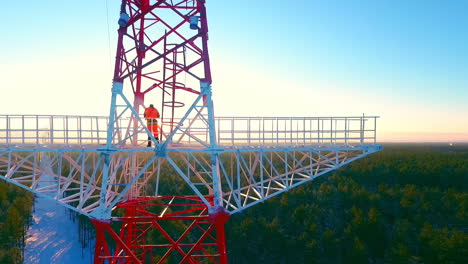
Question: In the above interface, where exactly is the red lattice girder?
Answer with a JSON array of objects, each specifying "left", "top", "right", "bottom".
[
  {"left": 113, "top": 0, "right": 212, "bottom": 123},
  {"left": 92, "top": 196, "right": 229, "bottom": 264}
]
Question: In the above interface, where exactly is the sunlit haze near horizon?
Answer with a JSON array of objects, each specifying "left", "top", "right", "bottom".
[{"left": 1, "top": 0, "right": 467, "bottom": 143}]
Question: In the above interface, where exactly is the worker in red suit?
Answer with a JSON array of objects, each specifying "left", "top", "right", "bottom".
[{"left": 144, "top": 104, "right": 160, "bottom": 147}]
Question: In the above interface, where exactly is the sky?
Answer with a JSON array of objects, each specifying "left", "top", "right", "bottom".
[{"left": 1, "top": 0, "right": 467, "bottom": 142}]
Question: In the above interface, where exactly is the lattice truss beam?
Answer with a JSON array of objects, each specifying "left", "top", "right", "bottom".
[
  {"left": 0, "top": 145, "right": 379, "bottom": 217},
  {"left": 166, "top": 146, "right": 380, "bottom": 214},
  {"left": 0, "top": 149, "right": 159, "bottom": 217}
]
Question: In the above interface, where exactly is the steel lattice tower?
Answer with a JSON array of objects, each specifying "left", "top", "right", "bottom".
[{"left": 0, "top": 1, "right": 382, "bottom": 263}]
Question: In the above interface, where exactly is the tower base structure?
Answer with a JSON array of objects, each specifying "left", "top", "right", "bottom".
[{"left": 92, "top": 196, "right": 229, "bottom": 264}]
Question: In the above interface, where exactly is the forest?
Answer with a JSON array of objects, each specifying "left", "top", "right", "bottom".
[
  {"left": 0, "top": 181, "right": 33, "bottom": 264},
  {"left": 226, "top": 143, "right": 468, "bottom": 263},
  {"left": 0, "top": 143, "right": 467, "bottom": 263}
]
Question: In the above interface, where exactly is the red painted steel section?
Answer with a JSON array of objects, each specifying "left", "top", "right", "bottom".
[
  {"left": 92, "top": 196, "right": 229, "bottom": 264},
  {"left": 113, "top": 0, "right": 212, "bottom": 131},
  {"left": 92, "top": 219, "right": 143, "bottom": 264}
]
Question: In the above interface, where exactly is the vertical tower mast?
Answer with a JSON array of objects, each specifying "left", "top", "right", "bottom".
[
  {"left": 110, "top": 0, "right": 213, "bottom": 146},
  {"left": 93, "top": 1, "right": 229, "bottom": 262}
]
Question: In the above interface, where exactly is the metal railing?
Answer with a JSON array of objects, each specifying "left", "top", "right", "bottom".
[
  {"left": 0, "top": 115, "right": 378, "bottom": 147},
  {"left": 0, "top": 115, "right": 109, "bottom": 146},
  {"left": 215, "top": 116, "right": 378, "bottom": 146}
]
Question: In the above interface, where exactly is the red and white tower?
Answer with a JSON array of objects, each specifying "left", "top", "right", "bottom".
[
  {"left": 92, "top": 1, "right": 230, "bottom": 262},
  {"left": 0, "top": 1, "right": 382, "bottom": 263}
]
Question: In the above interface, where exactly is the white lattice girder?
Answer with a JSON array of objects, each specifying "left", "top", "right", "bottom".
[
  {"left": 0, "top": 144, "right": 380, "bottom": 217},
  {"left": 164, "top": 144, "right": 382, "bottom": 214},
  {"left": 0, "top": 148, "right": 158, "bottom": 218},
  {"left": 106, "top": 82, "right": 215, "bottom": 149}
]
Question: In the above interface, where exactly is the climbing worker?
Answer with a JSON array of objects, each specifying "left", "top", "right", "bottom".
[{"left": 144, "top": 104, "right": 160, "bottom": 147}]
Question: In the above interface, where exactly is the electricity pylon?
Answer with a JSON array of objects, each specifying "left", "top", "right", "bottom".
[{"left": 0, "top": 1, "right": 381, "bottom": 263}]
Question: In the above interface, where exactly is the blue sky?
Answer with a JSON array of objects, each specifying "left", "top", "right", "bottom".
[{"left": 1, "top": 0, "right": 467, "bottom": 142}]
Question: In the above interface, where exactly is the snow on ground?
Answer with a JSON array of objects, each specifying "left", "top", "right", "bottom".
[{"left": 24, "top": 195, "right": 94, "bottom": 264}]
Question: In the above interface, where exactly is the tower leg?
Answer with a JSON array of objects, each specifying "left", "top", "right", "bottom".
[
  {"left": 92, "top": 220, "right": 109, "bottom": 264},
  {"left": 214, "top": 213, "right": 229, "bottom": 264}
]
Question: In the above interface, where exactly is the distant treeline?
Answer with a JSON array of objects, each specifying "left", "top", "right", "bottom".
[{"left": 226, "top": 143, "right": 468, "bottom": 263}]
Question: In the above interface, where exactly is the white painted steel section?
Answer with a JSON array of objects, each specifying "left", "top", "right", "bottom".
[
  {"left": 0, "top": 113, "right": 381, "bottom": 218},
  {"left": 0, "top": 142, "right": 382, "bottom": 217},
  {"left": 0, "top": 115, "right": 109, "bottom": 146},
  {"left": 0, "top": 115, "right": 379, "bottom": 147}
]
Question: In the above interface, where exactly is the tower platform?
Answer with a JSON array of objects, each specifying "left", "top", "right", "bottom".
[{"left": 0, "top": 114, "right": 381, "bottom": 217}]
